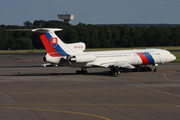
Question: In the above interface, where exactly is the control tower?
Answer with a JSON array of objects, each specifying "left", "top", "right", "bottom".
[{"left": 57, "top": 12, "right": 74, "bottom": 24}]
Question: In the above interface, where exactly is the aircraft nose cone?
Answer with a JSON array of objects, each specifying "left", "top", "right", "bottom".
[{"left": 172, "top": 54, "right": 176, "bottom": 61}]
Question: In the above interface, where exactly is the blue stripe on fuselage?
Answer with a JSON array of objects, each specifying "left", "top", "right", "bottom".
[
  {"left": 45, "top": 33, "right": 67, "bottom": 56},
  {"left": 143, "top": 52, "right": 154, "bottom": 64}
]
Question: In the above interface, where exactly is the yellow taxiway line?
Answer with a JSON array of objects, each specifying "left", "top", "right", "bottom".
[{"left": 0, "top": 107, "right": 111, "bottom": 120}]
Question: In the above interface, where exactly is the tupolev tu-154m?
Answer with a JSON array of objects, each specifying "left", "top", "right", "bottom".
[{"left": 9, "top": 28, "right": 176, "bottom": 75}]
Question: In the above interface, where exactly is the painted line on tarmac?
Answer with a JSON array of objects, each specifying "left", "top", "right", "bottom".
[
  {"left": 162, "top": 65, "right": 167, "bottom": 72},
  {"left": 123, "top": 82, "right": 180, "bottom": 98},
  {"left": 0, "top": 87, "right": 138, "bottom": 95},
  {"left": 162, "top": 65, "right": 180, "bottom": 73},
  {"left": 162, "top": 73, "right": 168, "bottom": 80},
  {"left": 1, "top": 84, "right": 180, "bottom": 95},
  {"left": 105, "top": 79, "right": 180, "bottom": 98},
  {"left": 0, "top": 107, "right": 111, "bottom": 120},
  {"left": 0, "top": 104, "right": 180, "bottom": 107}
]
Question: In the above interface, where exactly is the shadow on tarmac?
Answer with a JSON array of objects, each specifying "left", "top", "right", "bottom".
[{"left": 0, "top": 70, "right": 155, "bottom": 77}]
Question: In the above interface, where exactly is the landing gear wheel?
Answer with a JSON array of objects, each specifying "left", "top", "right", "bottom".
[
  {"left": 76, "top": 71, "right": 80, "bottom": 74},
  {"left": 154, "top": 68, "right": 158, "bottom": 72},
  {"left": 109, "top": 70, "right": 120, "bottom": 75},
  {"left": 109, "top": 66, "right": 120, "bottom": 76},
  {"left": 117, "top": 71, "right": 121, "bottom": 75},
  {"left": 109, "top": 71, "right": 115, "bottom": 75},
  {"left": 76, "top": 68, "right": 88, "bottom": 74},
  {"left": 82, "top": 70, "right": 87, "bottom": 74}
]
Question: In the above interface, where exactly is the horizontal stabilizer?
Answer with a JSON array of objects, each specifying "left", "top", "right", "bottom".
[
  {"left": 7, "top": 28, "right": 62, "bottom": 33},
  {"left": 32, "top": 28, "right": 62, "bottom": 33}
]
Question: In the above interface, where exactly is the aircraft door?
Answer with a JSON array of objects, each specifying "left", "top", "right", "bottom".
[
  {"left": 133, "top": 54, "right": 141, "bottom": 65},
  {"left": 152, "top": 53, "right": 161, "bottom": 64}
]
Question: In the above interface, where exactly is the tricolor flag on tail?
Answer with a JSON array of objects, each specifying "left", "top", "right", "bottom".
[
  {"left": 38, "top": 32, "right": 68, "bottom": 57},
  {"left": 51, "top": 37, "right": 58, "bottom": 48}
]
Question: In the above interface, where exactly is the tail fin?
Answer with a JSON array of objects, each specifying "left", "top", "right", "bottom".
[
  {"left": 33, "top": 28, "right": 74, "bottom": 57},
  {"left": 8, "top": 28, "right": 79, "bottom": 57}
]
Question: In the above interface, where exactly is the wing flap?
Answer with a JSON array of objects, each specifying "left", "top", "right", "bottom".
[
  {"left": 96, "top": 61, "right": 135, "bottom": 69},
  {"left": 118, "top": 62, "right": 135, "bottom": 69}
]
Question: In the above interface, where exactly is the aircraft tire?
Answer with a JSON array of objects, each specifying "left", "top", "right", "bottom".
[
  {"left": 109, "top": 71, "right": 116, "bottom": 75},
  {"left": 117, "top": 71, "right": 121, "bottom": 75},
  {"left": 76, "top": 70, "right": 88, "bottom": 74},
  {"left": 76, "top": 71, "right": 80, "bottom": 74},
  {"left": 154, "top": 68, "right": 158, "bottom": 72}
]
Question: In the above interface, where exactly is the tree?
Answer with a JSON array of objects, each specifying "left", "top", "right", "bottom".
[
  {"left": 111, "top": 27, "right": 120, "bottom": 47},
  {"left": 15, "top": 37, "right": 33, "bottom": 49},
  {"left": 24, "top": 21, "right": 33, "bottom": 27},
  {"left": 79, "top": 29, "right": 90, "bottom": 47},
  {"left": 98, "top": 28, "right": 111, "bottom": 48},
  {"left": 171, "top": 25, "right": 180, "bottom": 46},
  {"left": 89, "top": 27, "right": 100, "bottom": 48},
  {"left": 31, "top": 33, "right": 44, "bottom": 49},
  {"left": 1, "top": 21, "right": 180, "bottom": 50},
  {"left": 33, "top": 20, "right": 46, "bottom": 27}
]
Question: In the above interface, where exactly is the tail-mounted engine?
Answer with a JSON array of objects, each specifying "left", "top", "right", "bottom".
[
  {"left": 69, "top": 54, "right": 96, "bottom": 63},
  {"left": 43, "top": 54, "right": 62, "bottom": 64}
]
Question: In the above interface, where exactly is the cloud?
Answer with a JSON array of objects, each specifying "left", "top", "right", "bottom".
[{"left": 52, "top": 0, "right": 78, "bottom": 7}]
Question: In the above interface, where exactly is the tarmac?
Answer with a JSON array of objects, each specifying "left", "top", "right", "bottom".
[{"left": 0, "top": 53, "right": 180, "bottom": 120}]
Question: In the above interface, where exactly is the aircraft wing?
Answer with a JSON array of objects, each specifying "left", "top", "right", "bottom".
[{"left": 96, "top": 61, "right": 135, "bottom": 69}]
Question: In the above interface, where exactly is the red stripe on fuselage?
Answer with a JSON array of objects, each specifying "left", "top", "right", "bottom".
[
  {"left": 137, "top": 53, "right": 149, "bottom": 64},
  {"left": 39, "top": 33, "right": 61, "bottom": 57}
]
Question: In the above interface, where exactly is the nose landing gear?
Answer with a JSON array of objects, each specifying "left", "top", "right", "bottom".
[
  {"left": 153, "top": 64, "right": 158, "bottom": 72},
  {"left": 154, "top": 67, "right": 158, "bottom": 72}
]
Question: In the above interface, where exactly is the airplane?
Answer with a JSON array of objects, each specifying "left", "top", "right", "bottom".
[{"left": 9, "top": 28, "right": 176, "bottom": 75}]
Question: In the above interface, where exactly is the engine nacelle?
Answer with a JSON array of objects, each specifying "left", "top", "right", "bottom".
[
  {"left": 70, "top": 55, "right": 96, "bottom": 63},
  {"left": 43, "top": 54, "right": 61, "bottom": 64}
]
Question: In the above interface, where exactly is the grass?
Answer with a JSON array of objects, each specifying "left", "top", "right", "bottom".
[
  {"left": 172, "top": 52, "right": 180, "bottom": 63},
  {"left": 0, "top": 50, "right": 46, "bottom": 53}
]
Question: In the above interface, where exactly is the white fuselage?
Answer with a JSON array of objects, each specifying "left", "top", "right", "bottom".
[{"left": 56, "top": 48, "right": 176, "bottom": 68}]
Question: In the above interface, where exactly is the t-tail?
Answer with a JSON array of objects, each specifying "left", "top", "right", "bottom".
[
  {"left": 8, "top": 28, "right": 86, "bottom": 64},
  {"left": 34, "top": 28, "right": 75, "bottom": 57},
  {"left": 34, "top": 28, "right": 86, "bottom": 64}
]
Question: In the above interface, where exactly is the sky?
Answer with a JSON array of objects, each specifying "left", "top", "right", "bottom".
[{"left": 0, "top": 0, "right": 180, "bottom": 26}]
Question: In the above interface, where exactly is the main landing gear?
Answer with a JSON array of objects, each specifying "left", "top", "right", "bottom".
[
  {"left": 76, "top": 68, "right": 88, "bottom": 74},
  {"left": 109, "top": 66, "right": 120, "bottom": 75}
]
